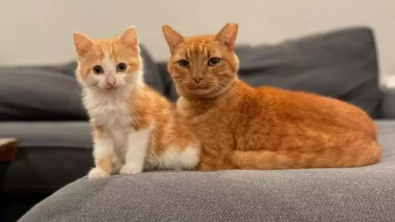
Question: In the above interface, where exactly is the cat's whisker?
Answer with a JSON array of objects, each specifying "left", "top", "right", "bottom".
[{"left": 216, "top": 82, "right": 243, "bottom": 95}]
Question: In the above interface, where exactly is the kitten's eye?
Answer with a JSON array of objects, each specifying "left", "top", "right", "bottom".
[
  {"left": 178, "top": 60, "right": 190, "bottom": 68},
  {"left": 92, "top": 66, "right": 104, "bottom": 74},
  {"left": 116, "top": 63, "right": 127, "bottom": 72},
  {"left": 208, "top": 57, "right": 221, "bottom": 67}
]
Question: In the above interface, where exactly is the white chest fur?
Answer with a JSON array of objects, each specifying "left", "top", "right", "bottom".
[
  {"left": 84, "top": 89, "right": 133, "bottom": 158},
  {"left": 84, "top": 89, "right": 131, "bottom": 127}
]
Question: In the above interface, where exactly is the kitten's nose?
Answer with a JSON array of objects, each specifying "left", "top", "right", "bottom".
[
  {"left": 192, "top": 77, "right": 203, "bottom": 84},
  {"left": 106, "top": 75, "right": 116, "bottom": 86},
  {"left": 107, "top": 80, "right": 116, "bottom": 86}
]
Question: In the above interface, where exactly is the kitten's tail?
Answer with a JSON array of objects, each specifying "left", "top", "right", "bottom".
[{"left": 230, "top": 140, "right": 381, "bottom": 169}]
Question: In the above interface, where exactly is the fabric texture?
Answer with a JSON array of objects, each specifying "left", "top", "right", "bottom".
[
  {"left": 0, "top": 61, "right": 86, "bottom": 121},
  {"left": 0, "top": 45, "right": 163, "bottom": 121},
  {"left": 18, "top": 121, "right": 395, "bottom": 222},
  {"left": 380, "top": 91, "right": 395, "bottom": 119},
  {"left": 0, "top": 122, "right": 92, "bottom": 192},
  {"left": 236, "top": 27, "right": 382, "bottom": 118},
  {"left": 164, "top": 27, "right": 382, "bottom": 118}
]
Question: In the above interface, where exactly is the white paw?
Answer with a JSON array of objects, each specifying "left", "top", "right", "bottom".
[
  {"left": 119, "top": 164, "right": 143, "bottom": 175},
  {"left": 88, "top": 168, "right": 110, "bottom": 179}
]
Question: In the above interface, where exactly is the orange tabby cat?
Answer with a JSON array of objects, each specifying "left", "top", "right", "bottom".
[
  {"left": 73, "top": 26, "right": 199, "bottom": 179},
  {"left": 162, "top": 23, "right": 381, "bottom": 170}
]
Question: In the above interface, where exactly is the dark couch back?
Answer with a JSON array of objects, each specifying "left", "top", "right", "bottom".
[{"left": 0, "top": 27, "right": 384, "bottom": 120}]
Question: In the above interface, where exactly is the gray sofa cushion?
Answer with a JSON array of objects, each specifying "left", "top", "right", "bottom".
[
  {"left": 237, "top": 27, "right": 382, "bottom": 118},
  {"left": 380, "top": 91, "right": 395, "bottom": 119},
  {"left": 18, "top": 121, "right": 395, "bottom": 222},
  {"left": 164, "top": 27, "right": 382, "bottom": 118},
  {"left": 0, "top": 61, "right": 86, "bottom": 121},
  {"left": 0, "top": 122, "right": 93, "bottom": 192},
  {"left": 0, "top": 45, "right": 163, "bottom": 121}
]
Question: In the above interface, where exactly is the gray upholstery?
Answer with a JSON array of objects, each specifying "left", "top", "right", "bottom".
[
  {"left": 0, "top": 122, "right": 91, "bottom": 148},
  {"left": 0, "top": 61, "right": 86, "bottom": 121},
  {"left": 0, "top": 122, "right": 92, "bottom": 192},
  {"left": 18, "top": 121, "right": 395, "bottom": 222},
  {"left": 236, "top": 27, "right": 382, "bottom": 118},
  {"left": 381, "top": 92, "right": 395, "bottom": 119},
  {"left": 0, "top": 46, "right": 162, "bottom": 121}
]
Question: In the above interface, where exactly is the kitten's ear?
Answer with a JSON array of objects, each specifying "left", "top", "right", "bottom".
[
  {"left": 162, "top": 25, "right": 184, "bottom": 53},
  {"left": 73, "top": 32, "right": 94, "bottom": 57},
  {"left": 118, "top": 26, "right": 138, "bottom": 50},
  {"left": 215, "top": 23, "right": 238, "bottom": 49}
]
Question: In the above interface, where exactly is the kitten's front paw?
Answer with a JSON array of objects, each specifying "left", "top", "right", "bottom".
[
  {"left": 88, "top": 168, "right": 110, "bottom": 179},
  {"left": 120, "top": 164, "right": 143, "bottom": 175}
]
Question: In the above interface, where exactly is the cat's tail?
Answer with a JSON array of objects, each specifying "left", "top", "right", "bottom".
[{"left": 230, "top": 140, "right": 381, "bottom": 169}]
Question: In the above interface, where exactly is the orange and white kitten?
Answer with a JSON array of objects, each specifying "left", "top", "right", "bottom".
[
  {"left": 73, "top": 26, "right": 199, "bottom": 179},
  {"left": 162, "top": 23, "right": 381, "bottom": 171}
]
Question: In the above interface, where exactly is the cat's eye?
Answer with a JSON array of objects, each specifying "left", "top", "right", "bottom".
[
  {"left": 178, "top": 59, "right": 190, "bottom": 68},
  {"left": 92, "top": 66, "right": 104, "bottom": 74},
  {"left": 208, "top": 57, "right": 221, "bottom": 67},
  {"left": 116, "top": 63, "right": 127, "bottom": 72}
]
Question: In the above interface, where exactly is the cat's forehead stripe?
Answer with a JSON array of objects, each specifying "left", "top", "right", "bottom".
[
  {"left": 103, "top": 44, "right": 113, "bottom": 60},
  {"left": 184, "top": 42, "right": 214, "bottom": 59},
  {"left": 95, "top": 39, "right": 117, "bottom": 60},
  {"left": 180, "top": 35, "right": 221, "bottom": 60}
]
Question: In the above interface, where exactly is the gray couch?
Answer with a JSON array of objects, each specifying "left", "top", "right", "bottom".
[
  {"left": 17, "top": 124, "right": 395, "bottom": 221},
  {"left": 1, "top": 27, "right": 394, "bottom": 221}
]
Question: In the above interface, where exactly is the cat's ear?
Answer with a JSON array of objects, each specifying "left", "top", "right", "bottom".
[
  {"left": 215, "top": 23, "right": 238, "bottom": 49},
  {"left": 73, "top": 32, "right": 94, "bottom": 57},
  {"left": 118, "top": 26, "right": 138, "bottom": 50},
  {"left": 162, "top": 25, "right": 184, "bottom": 53}
]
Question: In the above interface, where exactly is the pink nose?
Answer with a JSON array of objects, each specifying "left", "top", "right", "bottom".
[
  {"left": 107, "top": 80, "right": 116, "bottom": 86},
  {"left": 106, "top": 75, "right": 116, "bottom": 86}
]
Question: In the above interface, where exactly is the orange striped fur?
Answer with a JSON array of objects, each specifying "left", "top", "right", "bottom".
[{"left": 162, "top": 23, "right": 381, "bottom": 171}]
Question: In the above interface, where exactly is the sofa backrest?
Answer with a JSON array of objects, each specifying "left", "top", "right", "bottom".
[{"left": 0, "top": 27, "right": 384, "bottom": 120}]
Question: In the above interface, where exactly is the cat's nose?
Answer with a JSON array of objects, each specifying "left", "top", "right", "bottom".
[
  {"left": 192, "top": 77, "right": 203, "bottom": 84},
  {"left": 106, "top": 75, "right": 117, "bottom": 86},
  {"left": 107, "top": 80, "right": 116, "bottom": 86}
]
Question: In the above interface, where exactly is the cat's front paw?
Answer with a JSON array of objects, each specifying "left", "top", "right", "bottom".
[
  {"left": 120, "top": 164, "right": 143, "bottom": 175},
  {"left": 88, "top": 168, "right": 110, "bottom": 179}
]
